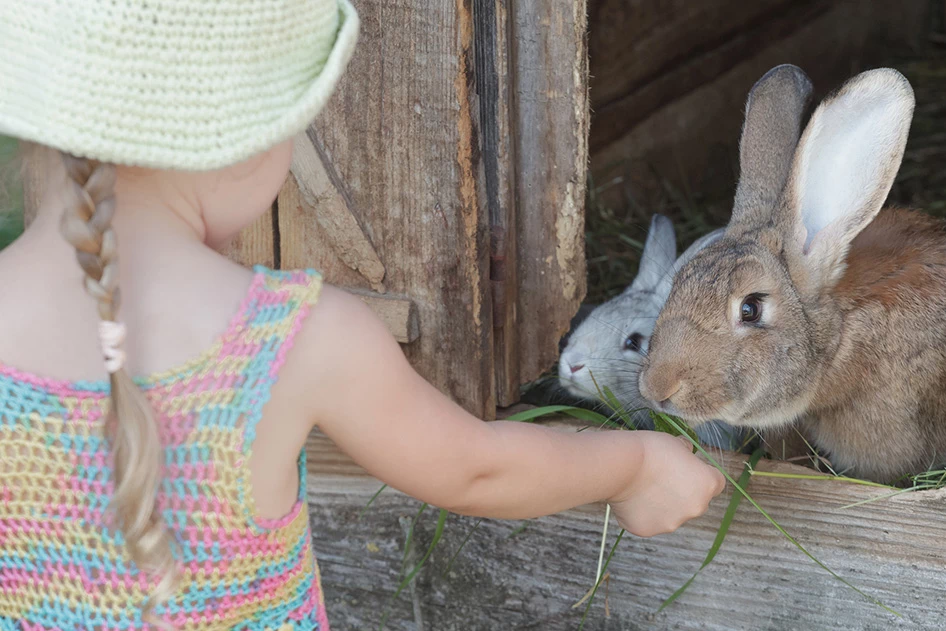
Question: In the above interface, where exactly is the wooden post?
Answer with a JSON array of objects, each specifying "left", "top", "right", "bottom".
[
  {"left": 510, "top": 0, "right": 589, "bottom": 385},
  {"left": 473, "top": 0, "right": 520, "bottom": 407},
  {"left": 277, "top": 0, "right": 496, "bottom": 418}
]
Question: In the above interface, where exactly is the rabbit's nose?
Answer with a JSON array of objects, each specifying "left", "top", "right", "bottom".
[
  {"left": 639, "top": 364, "right": 683, "bottom": 406},
  {"left": 569, "top": 363, "right": 585, "bottom": 374}
]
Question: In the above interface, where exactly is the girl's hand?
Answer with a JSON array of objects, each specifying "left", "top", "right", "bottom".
[{"left": 609, "top": 433, "right": 725, "bottom": 537}]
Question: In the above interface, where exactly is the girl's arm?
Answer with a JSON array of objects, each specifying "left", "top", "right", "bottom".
[{"left": 298, "top": 286, "right": 724, "bottom": 537}]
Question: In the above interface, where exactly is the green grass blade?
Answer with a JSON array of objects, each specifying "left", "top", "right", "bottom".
[
  {"left": 750, "top": 471, "right": 892, "bottom": 489},
  {"left": 578, "top": 529, "right": 625, "bottom": 630},
  {"left": 442, "top": 518, "right": 483, "bottom": 578},
  {"left": 401, "top": 503, "right": 428, "bottom": 567},
  {"left": 506, "top": 520, "right": 529, "bottom": 538},
  {"left": 659, "top": 448, "right": 764, "bottom": 611},
  {"left": 840, "top": 488, "right": 917, "bottom": 509},
  {"left": 650, "top": 409, "right": 699, "bottom": 450},
  {"left": 504, "top": 404, "right": 628, "bottom": 430},
  {"left": 617, "top": 234, "right": 645, "bottom": 250},
  {"left": 653, "top": 412, "right": 900, "bottom": 618},
  {"left": 504, "top": 405, "right": 612, "bottom": 425},
  {"left": 359, "top": 484, "right": 389, "bottom": 520},
  {"left": 599, "top": 385, "right": 633, "bottom": 426},
  {"left": 504, "top": 405, "right": 579, "bottom": 422},
  {"left": 380, "top": 508, "right": 448, "bottom": 630}
]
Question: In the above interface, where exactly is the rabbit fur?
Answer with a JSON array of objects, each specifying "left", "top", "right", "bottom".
[
  {"left": 559, "top": 214, "right": 745, "bottom": 450},
  {"left": 640, "top": 64, "right": 946, "bottom": 483}
]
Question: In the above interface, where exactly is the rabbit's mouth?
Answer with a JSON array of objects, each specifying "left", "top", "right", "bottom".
[
  {"left": 640, "top": 378, "right": 732, "bottom": 426},
  {"left": 649, "top": 397, "right": 684, "bottom": 419}
]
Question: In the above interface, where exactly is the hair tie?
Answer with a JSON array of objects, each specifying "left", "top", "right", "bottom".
[{"left": 99, "top": 320, "right": 127, "bottom": 374}]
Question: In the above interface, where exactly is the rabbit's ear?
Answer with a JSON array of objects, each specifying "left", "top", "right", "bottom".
[
  {"left": 732, "top": 64, "right": 813, "bottom": 225},
  {"left": 782, "top": 68, "right": 914, "bottom": 291},
  {"left": 673, "top": 228, "right": 725, "bottom": 276},
  {"left": 629, "top": 214, "right": 676, "bottom": 296}
]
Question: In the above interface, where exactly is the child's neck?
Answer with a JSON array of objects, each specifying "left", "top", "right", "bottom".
[{"left": 23, "top": 168, "right": 208, "bottom": 282}]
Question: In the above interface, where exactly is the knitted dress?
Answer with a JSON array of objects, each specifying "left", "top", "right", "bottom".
[{"left": 0, "top": 267, "right": 328, "bottom": 630}]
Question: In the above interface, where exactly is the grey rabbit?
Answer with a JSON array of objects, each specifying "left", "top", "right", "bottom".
[{"left": 559, "top": 214, "right": 746, "bottom": 450}]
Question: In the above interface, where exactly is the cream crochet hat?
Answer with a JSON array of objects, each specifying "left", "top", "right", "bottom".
[{"left": 0, "top": 0, "right": 358, "bottom": 171}]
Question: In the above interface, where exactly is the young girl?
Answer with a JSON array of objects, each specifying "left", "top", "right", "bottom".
[{"left": 0, "top": 1, "right": 724, "bottom": 629}]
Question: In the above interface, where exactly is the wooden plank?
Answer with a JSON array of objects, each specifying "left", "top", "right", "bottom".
[
  {"left": 306, "top": 428, "right": 946, "bottom": 630},
  {"left": 284, "top": 131, "right": 386, "bottom": 293},
  {"left": 473, "top": 0, "right": 520, "bottom": 407},
  {"left": 588, "top": 0, "right": 929, "bottom": 203},
  {"left": 226, "top": 207, "right": 275, "bottom": 268},
  {"left": 510, "top": 0, "right": 589, "bottom": 385},
  {"left": 345, "top": 288, "right": 419, "bottom": 344},
  {"left": 295, "top": 0, "right": 496, "bottom": 418},
  {"left": 277, "top": 171, "right": 379, "bottom": 291}
]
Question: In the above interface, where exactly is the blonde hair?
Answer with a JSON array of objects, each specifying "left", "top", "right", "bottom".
[{"left": 55, "top": 151, "right": 178, "bottom": 622}]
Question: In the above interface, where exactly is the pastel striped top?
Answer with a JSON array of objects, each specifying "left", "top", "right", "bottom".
[{"left": 0, "top": 266, "right": 328, "bottom": 630}]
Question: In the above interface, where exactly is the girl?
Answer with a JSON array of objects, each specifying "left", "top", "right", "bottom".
[{"left": 0, "top": 0, "right": 725, "bottom": 629}]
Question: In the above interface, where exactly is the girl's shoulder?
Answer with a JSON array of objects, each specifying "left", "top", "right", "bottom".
[{"left": 244, "top": 265, "right": 324, "bottom": 324}]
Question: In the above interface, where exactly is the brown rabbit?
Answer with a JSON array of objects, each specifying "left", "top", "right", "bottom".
[{"left": 638, "top": 64, "right": 946, "bottom": 483}]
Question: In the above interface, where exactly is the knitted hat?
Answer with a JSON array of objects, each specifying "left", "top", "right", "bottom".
[{"left": 0, "top": 0, "right": 358, "bottom": 171}]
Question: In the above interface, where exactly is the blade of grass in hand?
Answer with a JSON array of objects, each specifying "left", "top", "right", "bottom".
[
  {"left": 653, "top": 412, "right": 900, "bottom": 618},
  {"left": 659, "top": 448, "right": 764, "bottom": 611},
  {"left": 650, "top": 409, "right": 699, "bottom": 451},
  {"left": 504, "top": 405, "right": 618, "bottom": 427},
  {"left": 598, "top": 384, "right": 633, "bottom": 427}
]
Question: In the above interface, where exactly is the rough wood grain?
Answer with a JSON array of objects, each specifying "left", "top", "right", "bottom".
[
  {"left": 226, "top": 207, "right": 276, "bottom": 268},
  {"left": 473, "top": 0, "right": 520, "bottom": 407},
  {"left": 345, "top": 288, "right": 420, "bottom": 344},
  {"left": 298, "top": 0, "right": 496, "bottom": 418},
  {"left": 588, "top": 0, "right": 929, "bottom": 203},
  {"left": 287, "top": 131, "right": 386, "bottom": 293},
  {"left": 511, "top": 0, "right": 589, "bottom": 384},
  {"left": 278, "top": 173, "right": 378, "bottom": 291},
  {"left": 306, "top": 428, "right": 946, "bottom": 630}
]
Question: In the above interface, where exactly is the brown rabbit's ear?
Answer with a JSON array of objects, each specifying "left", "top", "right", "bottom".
[
  {"left": 780, "top": 68, "right": 915, "bottom": 292},
  {"left": 672, "top": 228, "right": 725, "bottom": 277},
  {"left": 732, "top": 64, "right": 813, "bottom": 225},
  {"left": 628, "top": 213, "right": 676, "bottom": 297}
]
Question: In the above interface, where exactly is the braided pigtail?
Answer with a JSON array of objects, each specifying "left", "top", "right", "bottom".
[{"left": 59, "top": 153, "right": 178, "bottom": 624}]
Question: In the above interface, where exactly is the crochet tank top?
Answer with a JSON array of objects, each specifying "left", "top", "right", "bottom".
[{"left": 0, "top": 266, "right": 328, "bottom": 630}]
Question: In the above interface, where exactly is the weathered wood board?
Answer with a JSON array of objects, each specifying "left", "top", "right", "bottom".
[
  {"left": 588, "top": 0, "right": 930, "bottom": 203},
  {"left": 509, "top": 0, "right": 589, "bottom": 391},
  {"left": 276, "top": 0, "right": 497, "bottom": 419},
  {"left": 306, "top": 426, "right": 946, "bottom": 631}
]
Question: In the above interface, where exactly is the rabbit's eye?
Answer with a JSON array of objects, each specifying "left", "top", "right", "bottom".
[
  {"left": 624, "top": 333, "right": 644, "bottom": 352},
  {"left": 740, "top": 295, "right": 763, "bottom": 323}
]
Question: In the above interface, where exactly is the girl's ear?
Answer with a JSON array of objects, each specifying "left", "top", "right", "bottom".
[
  {"left": 781, "top": 68, "right": 914, "bottom": 291},
  {"left": 629, "top": 213, "right": 676, "bottom": 298},
  {"left": 731, "top": 64, "right": 813, "bottom": 226}
]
